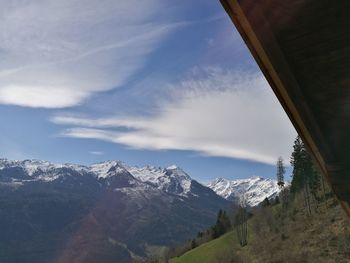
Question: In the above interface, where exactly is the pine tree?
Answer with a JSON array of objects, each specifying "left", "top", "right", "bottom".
[
  {"left": 221, "top": 211, "right": 232, "bottom": 232},
  {"left": 290, "top": 136, "right": 311, "bottom": 214},
  {"left": 290, "top": 136, "right": 304, "bottom": 193},
  {"left": 197, "top": 231, "right": 203, "bottom": 238},
  {"left": 212, "top": 209, "right": 231, "bottom": 238},
  {"left": 276, "top": 156, "right": 287, "bottom": 206},
  {"left": 276, "top": 156, "right": 285, "bottom": 188},
  {"left": 290, "top": 136, "right": 324, "bottom": 214},
  {"left": 262, "top": 197, "right": 270, "bottom": 207},
  {"left": 191, "top": 239, "right": 197, "bottom": 249}
]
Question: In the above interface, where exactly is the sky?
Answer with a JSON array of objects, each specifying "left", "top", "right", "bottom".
[{"left": 0, "top": 0, "right": 297, "bottom": 183}]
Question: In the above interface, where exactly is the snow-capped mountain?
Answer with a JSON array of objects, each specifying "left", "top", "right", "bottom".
[
  {"left": 208, "top": 176, "right": 282, "bottom": 207},
  {"left": 0, "top": 158, "right": 88, "bottom": 181},
  {"left": 0, "top": 158, "right": 230, "bottom": 263},
  {"left": 0, "top": 158, "right": 282, "bottom": 207},
  {"left": 126, "top": 164, "right": 192, "bottom": 196},
  {"left": 0, "top": 159, "right": 194, "bottom": 197}
]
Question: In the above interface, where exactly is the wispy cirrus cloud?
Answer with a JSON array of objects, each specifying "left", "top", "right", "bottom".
[
  {"left": 51, "top": 67, "right": 297, "bottom": 165},
  {"left": 0, "top": 0, "right": 179, "bottom": 108}
]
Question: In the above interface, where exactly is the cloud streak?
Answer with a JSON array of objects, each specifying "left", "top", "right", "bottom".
[
  {"left": 89, "top": 151, "right": 104, "bottom": 156},
  {"left": 0, "top": 0, "right": 178, "bottom": 108},
  {"left": 52, "top": 68, "right": 297, "bottom": 164}
]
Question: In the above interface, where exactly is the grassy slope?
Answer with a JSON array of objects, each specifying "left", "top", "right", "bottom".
[
  {"left": 169, "top": 231, "right": 235, "bottom": 263},
  {"left": 170, "top": 223, "right": 254, "bottom": 263},
  {"left": 170, "top": 198, "right": 350, "bottom": 263}
]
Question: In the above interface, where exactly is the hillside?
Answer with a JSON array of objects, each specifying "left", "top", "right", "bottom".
[
  {"left": 169, "top": 230, "right": 251, "bottom": 263},
  {"left": 170, "top": 194, "right": 350, "bottom": 263},
  {"left": 170, "top": 231, "right": 235, "bottom": 263},
  {"left": 0, "top": 159, "right": 230, "bottom": 263}
]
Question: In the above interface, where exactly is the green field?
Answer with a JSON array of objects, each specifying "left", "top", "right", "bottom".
[
  {"left": 169, "top": 229, "right": 252, "bottom": 263},
  {"left": 169, "top": 218, "right": 256, "bottom": 263}
]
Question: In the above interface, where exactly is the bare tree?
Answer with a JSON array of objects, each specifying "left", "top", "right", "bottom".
[
  {"left": 303, "top": 175, "right": 312, "bottom": 215},
  {"left": 234, "top": 195, "right": 248, "bottom": 247}
]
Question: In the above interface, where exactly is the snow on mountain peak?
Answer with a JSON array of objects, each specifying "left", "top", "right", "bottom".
[
  {"left": 89, "top": 160, "right": 127, "bottom": 178},
  {"left": 126, "top": 164, "right": 192, "bottom": 196},
  {"left": 0, "top": 159, "right": 195, "bottom": 196},
  {"left": 208, "top": 177, "right": 282, "bottom": 207},
  {"left": 0, "top": 159, "right": 63, "bottom": 176}
]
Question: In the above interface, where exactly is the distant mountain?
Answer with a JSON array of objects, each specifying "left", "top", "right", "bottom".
[
  {"left": 207, "top": 177, "right": 282, "bottom": 207},
  {"left": 0, "top": 159, "right": 229, "bottom": 263}
]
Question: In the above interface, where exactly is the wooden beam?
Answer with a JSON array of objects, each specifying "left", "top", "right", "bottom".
[{"left": 220, "top": 0, "right": 350, "bottom": 217}]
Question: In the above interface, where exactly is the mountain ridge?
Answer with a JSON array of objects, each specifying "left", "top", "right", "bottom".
[
  {"left": 0, "top": 158, "right": 283, "bottom": 206},
  {"left": 0, "top": 158, "right": 196, "bottom": 197},
  {"left": 0, "top": 158, "right": 230, "bottom": 263},
  {"left": 207, "top": 176, "right": 282, "bottom": 206}
]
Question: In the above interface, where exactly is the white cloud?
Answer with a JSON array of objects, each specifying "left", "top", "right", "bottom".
[
  {"left": 52, "top": 68, "right": 297, "bottom": 165},
  {"left": 89, "top": 151, "right": 104, "bottom": 156},
  {"left": 0, "top": 0, "right": 177, "bottom": 108}
]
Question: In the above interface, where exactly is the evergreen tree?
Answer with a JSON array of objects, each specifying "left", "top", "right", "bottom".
[
  {"left": 276, "top": 156, "right": 287, "bottom": 206},
  {"left": 262, "top": 197, "right": 270, "bottom": 207},
  {"left": 212, "top": 210, "right": 224, "bottom": 238},
  {"left": 191, "top": 239, "right": 197, "bottom": 249},
  {"left": 197, "top": 231, "right": 203, "bottom": 238},
  {"left": 212, "top": 209, "right": 231, "bottom": 238},
  {"left": 291, "top": 136, "right": 312, "bottom": 214},
  {"left": 290, "top": 136, "right": 304, "bottom": 193},
  {"left": 290, "top": 136, "right": 323, "bottom": 214},
  {"left": 276, "top": 156, "right": 285, "bottom": 188},
  {"left": 221, "top": 211, "right": 232, "bottom": 232}
]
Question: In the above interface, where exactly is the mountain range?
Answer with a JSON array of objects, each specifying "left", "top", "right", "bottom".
[
  {"left": 207, "top": 177, "right": 282, "bottom": 207},
  {"left": 0, "top": 159, "right": 230, "bottom": 263},
  {"left": 0, "top": 159, "right": 281, "bottom": 262}
]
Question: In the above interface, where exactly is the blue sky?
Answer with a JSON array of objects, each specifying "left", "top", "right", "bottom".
[{"left": 0, "top": 0, "right": 296, "bottom": 183}]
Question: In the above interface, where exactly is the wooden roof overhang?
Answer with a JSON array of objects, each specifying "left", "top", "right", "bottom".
[{"left": 220, "top": 0, "right": 350, "bottom": 216}]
